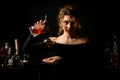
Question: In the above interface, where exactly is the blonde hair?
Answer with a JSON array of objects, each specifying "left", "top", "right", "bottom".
[{"left": 57, "top": 4, "right": 83, "bottom": 36}]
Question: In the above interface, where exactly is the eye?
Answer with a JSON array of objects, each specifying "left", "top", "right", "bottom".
[
  {"left": 63, "top": 21, "right": 75, "bottom": 25},
  {"left": 64, "top": 21, "right": 69, "bottom": 24}
]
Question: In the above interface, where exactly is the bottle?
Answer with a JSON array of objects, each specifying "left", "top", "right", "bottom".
[
  {"left": 111, "top": 35, "right": 119, "bottom": 68},
  {"left": 13, "top": 39, "right": 21, "bottom": 68},
  {"left": 104, "top": 43, "right": 112, "bottom": 69},
  {"left": 7, "top": 47, "right": 13, "bottom": 68},
  {"left": 4, "top": 42, "right": 9, "bottom": 54},
  {"left": 2, "top": 42, "right": 9, "bottom": 67}
]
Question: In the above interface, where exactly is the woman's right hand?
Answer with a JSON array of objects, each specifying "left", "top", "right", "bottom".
[{"left": 29, "top": 19, "right": 47, "bottom": 37}]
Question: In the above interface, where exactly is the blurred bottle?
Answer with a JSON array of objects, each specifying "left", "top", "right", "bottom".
[
  {"left": 111, "top": 35, "right": 119, "bottom": 68},
  {"left": 4, "top": 42, "right": 9, "bottom": 54},
  {"left": 7, "top": 47, "right": 14, "bottom": 68},
  {"left": 13, "top": 39, "right": 21, "bottom": 68},
  {"left": 20, "top": 54, "right": 29, "bottom": 68},
  {"left": 1, "top": 42, "right": 13, "bottom": 68},
  {"left": 104, "top": 43, "right": 112, "bottom": 69},
  {"left": 2, "top": 42, "right": 10, "bottom": 67}
]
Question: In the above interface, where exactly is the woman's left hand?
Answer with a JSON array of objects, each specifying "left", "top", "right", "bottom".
[{"left": 42, "top": 56, "right": 62, "bottom": 64}]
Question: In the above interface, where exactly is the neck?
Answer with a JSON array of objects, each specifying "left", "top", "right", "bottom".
[
  {"left": 62, "top": 31, "right": 80, "bottom": 39},
  {"left": 62, "top": 32, "right": 71, "bottom": 39}
]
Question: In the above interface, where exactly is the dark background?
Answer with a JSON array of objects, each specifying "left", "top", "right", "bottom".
[
  {"left": 0, "top": 0, "right": 119, "bottom": 51},
  {"left": 0, "top": 0, "right": 120, "bottom": 79}
]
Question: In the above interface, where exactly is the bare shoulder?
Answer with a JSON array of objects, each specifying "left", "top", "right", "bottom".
[
  {"left": 49, "top": 37, "right": 58, "bottom": 42},
  {"left": 82, "top": 37, "right": 89, "bottom": 42},
  {"left": 79, "top": 37, "right": 89, "bottom": 43}
]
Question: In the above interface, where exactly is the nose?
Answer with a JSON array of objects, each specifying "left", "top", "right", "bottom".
[{"left": 67, "top": 22, "right": 72, "bottom": 29}]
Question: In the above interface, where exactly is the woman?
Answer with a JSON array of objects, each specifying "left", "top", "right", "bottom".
[{"left": 30, "top": 4, "right": 96, "bottom": 80}]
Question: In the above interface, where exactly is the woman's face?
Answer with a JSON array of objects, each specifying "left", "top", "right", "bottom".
[{"left": 60, "top": 15, "right": 80, "bottom": 33}]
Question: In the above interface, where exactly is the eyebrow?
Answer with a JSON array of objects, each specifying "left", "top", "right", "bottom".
[
  {"left": 63, "top": 20, "right": 75, "bottom": 22},
  {"left": 63, "top": 21, "right": 75, "bottom": 24}
]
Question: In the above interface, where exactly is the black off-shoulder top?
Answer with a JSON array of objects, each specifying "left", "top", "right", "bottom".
[{"left": 46, "top": 42, "right": 96, "bottom": 79}]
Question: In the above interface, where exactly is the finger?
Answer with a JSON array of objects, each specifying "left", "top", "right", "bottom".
[
  {"left": 43, "top": 19, "right": 47, "bottom": 24},
  {"left": 39, "top": 20, "right": 42, "bottom": 23},
  {"left": 37, "top": 21, "right": 39, "bottom": 24}
]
